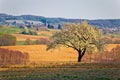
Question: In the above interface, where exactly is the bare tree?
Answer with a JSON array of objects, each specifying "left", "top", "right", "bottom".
[{"left": 47, "top": 21, "right": 103, "bottom": 62}]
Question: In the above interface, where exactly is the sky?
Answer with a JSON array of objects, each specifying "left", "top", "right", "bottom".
[{"left": 0, "top": 0, "right": 120, "bottom": 19}]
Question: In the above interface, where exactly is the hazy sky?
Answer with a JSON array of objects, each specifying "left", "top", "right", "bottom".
[{"left": 0, "top": 0, "right": 120, "bottom": 19}]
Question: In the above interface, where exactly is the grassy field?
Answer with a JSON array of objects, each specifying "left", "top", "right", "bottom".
[
  {"left": 0, "top": 26, "right": 23, "bottom": 34},
  {"left": 2, "top": 45, "right": 77, "bottom": 63},
  {"left": 12, "top": 29, "right": 55, "bottom": 41},
  {"left": 0, "top": 63, "right": 120, "bottom": 80},
  {"left": 16, "top": 41, "right": 25, "bottom": 45},
  {"left": 0, "top": 26, "right": 54, "bottom": 41},
  {"left": 2, "top": 44, "right": 120, "bottom": 64},
  {"left": 13, "top": 34, "right": 49, "bottom": 41}
]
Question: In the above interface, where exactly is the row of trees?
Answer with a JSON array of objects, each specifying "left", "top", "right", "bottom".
[
  {"left": 24, "top": 38, "right": 49, "bottom": 45},
  {"left": 0, "top": 48, "right": 29, "bottom": 65},
  {"left": 47, "top": 24, "right": 62, "bottom": 29},
  {"left": 82, "top": 46, "right": 120, "bottom": 63},
  {"left": 104, "top": 37, "right": 120, "bottom": 44}
]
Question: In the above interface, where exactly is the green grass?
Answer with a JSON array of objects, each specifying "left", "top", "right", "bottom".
[
  {"left": 0, "top": 26, "right": 23, "bottom": 34},
  {"left": 16, "top": 41, "right": 35, "bottom": 45},
  {"left": 0, "top": 63, "right": 120, "bottom": 80},
  {"left": 38, "top": 33, "right": 49, "bottom": 37},
  {"left": 16, "top": 41, "right": 25, "bottom": 45}
]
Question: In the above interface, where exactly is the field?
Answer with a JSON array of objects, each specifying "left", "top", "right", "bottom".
[
  {"left": 1, "top": 43, "right": 120, "bottom": 80},
  {"left": 2, "top": 44, "right": 120, "bottom": 64},
  {"left": 2, "top": 45, "right": 77, "bottom": 63},
  {"left": 0, "top": 63, "right": 120, "bottom": 80},
  {"left": 0, "top": 26, "right": 23, "bottom": 34},
  {"left": 12, "top": 29, "right": 56, "bottom": 41},
  {"left": 13, "top": 34, "right": 49, "bottom": 41},
  {"left": 0, "top": 26, "right": 120, "bottom": 80}
]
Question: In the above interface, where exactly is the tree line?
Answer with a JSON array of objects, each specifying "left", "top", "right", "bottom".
[{"left": 82, "top": 45, "right": 120, "bottom": 63}]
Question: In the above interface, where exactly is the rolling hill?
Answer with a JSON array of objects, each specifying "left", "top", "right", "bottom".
[{"left": 0, "top": 13, "right": 120, "bottom": 28}]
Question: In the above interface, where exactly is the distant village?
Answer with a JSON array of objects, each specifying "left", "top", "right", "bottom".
[{"left": 2, "top": 20, "right": 62, "bottom": 30}]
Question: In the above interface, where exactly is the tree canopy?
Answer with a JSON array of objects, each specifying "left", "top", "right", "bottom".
[{"left": 47, "top": 21, "right": 104, "bottom": 62}]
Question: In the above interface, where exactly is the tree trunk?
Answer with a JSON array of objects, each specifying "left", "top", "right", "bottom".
[
  {"left": 78, "top": 53, "right": 82, "bottom": 62},
  {"left": 77, "top": 48, "right": 86, "bottom": 62}
]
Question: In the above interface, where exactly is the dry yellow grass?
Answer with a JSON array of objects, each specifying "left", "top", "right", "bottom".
[
  {"left": 105, "top": 44, "right": 120, "bottom": 51},
  {"left": 37, "top": 30, "right": 53, "bottom": 36},
  {"left": 2, "top": 44, "right": 120, "bottom": 64},
  {"left": 2, "top": 45, "right": 77, "bottom": 63}
]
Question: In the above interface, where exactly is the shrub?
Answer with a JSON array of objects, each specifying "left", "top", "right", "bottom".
[
  {"left": 113, "top": 39, "right": 120, "bottom": 44},
  {"left": 0, "top": 33, "right": 16, "bottom": 46},
  {"left": 21, "top": 30, "right": 37, "bottom": 35},
  {"left": 24, "top": 38, "right": 33, "bottom": 45},
  {"left": 34, "top": 38, "right": 49, "bottom": 45},
  {"left": 29, "top": 30, "right": 37, "bottom": 35},
  {"left": 103, "top": 37, "right": 113, "bottom": 44}
]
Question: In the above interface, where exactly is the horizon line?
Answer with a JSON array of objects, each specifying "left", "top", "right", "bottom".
[{"left": 0, "top": 13, "right": 120, "bottom": 20}]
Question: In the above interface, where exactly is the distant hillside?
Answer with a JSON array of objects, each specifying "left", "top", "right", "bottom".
[{"left": 0, "top": 13, "right": 120, "bottom": 28}]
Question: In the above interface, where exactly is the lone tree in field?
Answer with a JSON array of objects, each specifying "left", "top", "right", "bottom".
[{"left": 47, "top": 21, "right": 103, "bottom": 62}]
